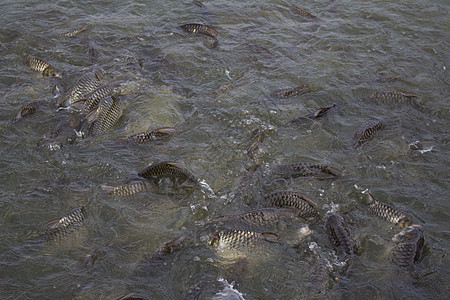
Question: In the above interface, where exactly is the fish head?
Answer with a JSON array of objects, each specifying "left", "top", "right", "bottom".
[
  {"left": 207, "top": 234, "right": 220, "bottom": 248},
  {"left": 43, "top": 68, "right": 61, "bottom": 78}
]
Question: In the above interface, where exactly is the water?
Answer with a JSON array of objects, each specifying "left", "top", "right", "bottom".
[{"left": 0, "top": 0, "right": 449, "bottom": 299}]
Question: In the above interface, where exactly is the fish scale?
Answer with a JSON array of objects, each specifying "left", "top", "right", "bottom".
[
  {"left": 353, "top": 119, "right": 385, "bottom": 148},
  {"left": 324, "top": 212, "right": 355, "bottom": 257},
  {"left": 138, "top": 161, "right": 198, "bottom": 186},
  {"left": 290, "top": 6, "right": 317, "bottom": 20},
  {"left": 58, "top": 70, "right": 104, "bottom": 107},
  {"left": 83, "top": 83, "right": 120, "bottom": 112},
  {"left": 123, "top": 127, "right": 176, "bottom": 144},
  {"left": 392, "top": 225, "right": 424, "bottom": 267},
  {"left": 12, "top": 100, "right": 48, "bottom": 123},
  {"left": 88, "top": 95, "right": 122, "bottom": 136},
  {"left": 208, "top": 229, "right": 279, "bottom": 250},
  {"left": 101, "top": 180, "right": 151, "bottom": 196},
  {"left": 26, "top": 55, "right": 60, "bottom": 78},
  {"left": 368, "top": 91, "right": 419, "bottom": 105},
  {"left": 44, "top": 207, "right": 86, "bottom": 242},
  {"left": 180, "top": 23, "right": 218, "bottom": 38},
  {"left": 271, "top": 162, "right": 342, "bottom": 179},
  {"left": 365, "top": 192, "right": 411, "bottom": 227},
  {"left": 263, "top": 191, "right": 319, "bottom": 219},
  {"left": 214, "top": 208, "right": 294, "bottom": 231},
  {"left": 271, "top": 84, "right": 308, "bottom": 99}
]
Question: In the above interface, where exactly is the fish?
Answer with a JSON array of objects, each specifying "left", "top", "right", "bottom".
[
  {"left": 193, "top": 0, "right": 204, "bottom": 8},
  {"left": 180, "top": 23, "right": 218, "bottom": 38},
  {"left": 246, "top": 128, "right": 265, "bottom": 159},
  {"left": 25, "top": 55, "right": 61, "bottom": 78},
  {"left": 58, "top": 69, "right": 104, "bottom": 107},
  {"left": 51, "top": 78, "right": 64, "bottom": 98},
  {"left": 324, "top": 212, "right": 355, "bottom": 257},
  {"left": 365, "top": 191, "right": 412, "bottom": 227},
  {"left": 213, "top": 208, "right": 296, "bottom": 231},
  {"left": 271, "top": 84, "right": 309, "bottom": 99},
  {"left": 308, "top": 242, "right": 331, "bottom": 294},
  {"left": 86, "top": 37, "right": 99, "bottom": 63},
  {"left": 59, "top": 24, "right": 89, "bottom": 37},
  {"left": 290, "top": 103, "right": 336, "bottom": 122},
  {"left": 375, "top": 75, "right": 404, "bottom": 84},
  {"left": 85, "top": 95, "right": 122, "bottom": 136},
  {"left": 101, "top": 180, "right": 151, "bottom": 196},
  {"left": 409, "top": 140, "right": 436, "bottom": 152},
  {"left": 391, "top": 224, "right": 425, "bottom": 268},
  {"left": 353, "top": 119, "right": 385, "bottom": 148},
  {"left": 43, "top": 206, "right": 86, "bottom": 242},
  {"left": 207, "top": 229, "right": 280, "bottom": 250},
  {"left": 263, "top": 191, "right": 319, "bottom": 219},
  {"left": 121, "top": 127, "right": 176, "bottom": 144},
  {"left": 270, "top": 162, "right": 342, "bottom": 179},
  {"left": 76, "top": 83, "right": 121, "bottom": 112},
  {"left": 290, "top": 6, "right": 318, "bottom": 20},
  {"left": 138, "top": 161, "right": 199, "bottom": 186},
  {"left": 368, "top": 91, "right": 420, "bottom": 105},
  {"left": 113, "top": 293, "right": 149, "bottom": 300},
  {"left": 156, "top": 236, "right": 187, "bottom": 256},
  {"left": 12, "top": 100, "right": 48, "bottom": 123}
]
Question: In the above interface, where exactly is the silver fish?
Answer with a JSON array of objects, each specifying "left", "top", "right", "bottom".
[
  {"left": 122, "top": 127, "right": 176, "bottom": 144},
  {"left": 208, "top": 229, "right": 280, "bottom": 250},
  {"left": 246, "top": 128, "right": 265, "bottom": 159},
  {"left": 79, "top": 83, "right": 121, "bottom": 112},
  {"left": 58, "top": 69, "right": 104, "bottom": 107},
  {"left": 270, "top": 162, "right": 342, "bottom": 179},
  {"left": 59, "top": 24, "right": 89, "bottom": 37},
  {"left": 365, "top": 191, "right": 411, "bottom": 227},
  {"left": 180, "top": 23, "right": 218, "bottom": 38},
  {"left": 290, "top": 103, "right": 336, "bottom": 122},
  {"left": 290, "top": 6, "right": 318, "bottom": 20},
  {"left": 43, "top": 206, "right": 86, "bottom": 242},
  {"left": 26, "top": 55, "right": 61, "bottom": 78},
  {"left": 375, "top": 75, "right": 404, "bottom": 84},
  {"left": 271, "top": 84, "right": 309, "bottom": 99},
  {"left": 12, "top": 100, "right": 48, "bottom": 123},
  {"left": 368, "top": 91, "right": 420, "bottom": 105},
  {"left": 85, "top": 95, "right": 122, "bottom": 136},
  {"left": 263, "top": 191, "right": 319, "bottom": 219},
  {"left": 353, "top": 119, "right": 385, "bottom": 148},
  {"left": 138, "top": 161, "right": 199, "bottom": 186},
  {"left": 101, "top": 180, "right": 151, "bottom": 196}
]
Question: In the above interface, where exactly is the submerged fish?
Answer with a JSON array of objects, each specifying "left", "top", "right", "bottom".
[
  {"left": 375, "top": 75, "right": 404, "bottom": 84},
  {"left": 12, "top": 100, "right": 48, "bottom": 123},
  {"left": 368, "top": 91, "right": 420, "bottom": 105},
  {"left": 86, "top": 37, "right": 99, "bottom": 63},
  {"left": 180, "top": 23, "right": 218, "bottom": 38},
  {"left": 246, "top": 128, "right": 265, "bottom": 159},
  {"left": 291, "top": 103, "right": 336, "bottom": 122},
  {"left": 271, "top": 84, "right": 308, "bottom": 99},
  {"left": 270, "top": 162, "right": 342, "bottom": 179},
  {"left": 58, "top": 69, "right": 104, "bottom": 107},
  {"left": 43, "top": 206, "right": 86, "bottom": 242},
  {"left": 353, "top": 119, "right": 385, "bottom": 148},
  {"left": 308, "top": 242, "right": 331, "bottom": 294},
  {"left": 324, "top": 212, "right": 355, "bottom": 257},
  {"left": 138, "top": 161, "right": 199, "bottom": 186},
  {"left": 365, "top": 191, "right": 411, "bottom": 227},
  {"left": 263, "top": 191, "right": 319, "bottom": 219},
  {"left": 213, "top": 208, "right": 295, "bottom": 231},
  {"left": 392, "top": 224, "right": 425, "bottom": 268},
  {"left": 409, "top": 140, "right": 436, "bottom": 152},
  {"left": 85, "top": 95, "right": 122, "bottom": 136},
  {"left": 26, "top": 55, "right": 61, "bottom": 78},
  {"left": 101, "top": 180, "right": 151, "bottom": 196},
  {"left": 78, "top": 83, "right": 121, "bottom": 112},
  {"left": 59, "top": 24, "right": 89, "bottom": 37},
  {"left": 156, "top": 235, "right": 187, "bottom": 256},
  {"left": 290, "top": 6, "right": 318, "bottom": 20},
  {"left": 208, "top": 229, "right": 280, "bottom": 250},
  {"left": 51, "top": 78, "right": 64, "bottom": 98},
  {"left": 122, "top": 127, "right": 176, "bottom": 144}
]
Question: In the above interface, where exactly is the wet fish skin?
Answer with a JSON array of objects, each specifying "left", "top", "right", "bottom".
[
  {"left": 59, "top": 24, "right": 89, "bottom": 37},
  {"left": 308, "top": 242, "right": 330, "bottom": 294},
  {"left": 138, "top": 161, "right": 199, "bottom": 186},
  {"left": 375, "top": 75, "right": 404, "bottom": 84},
  {"left": 271, "top": 162, "right": 342, "bottom": 179},
  {"left": 324, "top": 212, "right": 355, "bottom": 257},
  {"left": 365, "top": 191, "right": 412, "bottom": 227},
  {"left": 86, "top": 95, "right": 123, "bottom": 136},
  {"left": 156, "top": 236, "right": 187, "bottom": 256},
  {"left": 392, "top": 224, "right": 425, "bottom": 267},
  {"left": 271, "top": 84, "right": 308, "bottom": 99},
  {"left": 263, "top": 191, "right": 319, "bottom": 219},
  {"left": 180, "top": 23, "right": 218, "bottom": 38},
  {"left": 193, "top": 0, "right": 204, "bottom": 8},
  {"left": 26, "top": 55, "right": 61, "bottom": 78},
  {"left": 113, "top": 293, "right": 148, "bottom": 300},
  {"left": 58, "top": 69, "right": 104, "bottom": 107},
  {"left": 101, "top": 180, "right": 151, "bottom": 196},
  {"left": 246, "top": 128, "right": 265, "bottom": 159},
  {"left": 208, "top": 229, "right": 280, "bottom": 250},
  {"left": 12, "top": 100, "right": 48, "bottom": 123},
  {"left": 368, "top": 91, "right": 419, "bottom": 105},
  {"left": 86, "top": 37, "right": 99, "bottom": 63},
  {"left": 290, "top": 6, "right": 317, "bottom": 20},
  {"left": 44, "top": 206, "right": 86, "bottom": 242},
  {"left": 353, "top": 119, "right": 385, "bottom": 148},
  {"left": 122, "top": 127, "right": 176, "bottom": 144},
  {"left": 291, "top": 104, "right": 336, "bottom": 122},
  {"left": 80, "top": 83, "right": 121, "bottom": 112}
]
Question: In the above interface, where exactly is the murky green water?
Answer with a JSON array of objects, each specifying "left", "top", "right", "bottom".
[{"left": 0, "top": 0, "right": 449, "bottom": 299}]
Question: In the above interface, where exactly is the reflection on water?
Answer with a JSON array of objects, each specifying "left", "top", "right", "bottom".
[{"left": 0, "top": 0, "right": 448, "bottom": 299}]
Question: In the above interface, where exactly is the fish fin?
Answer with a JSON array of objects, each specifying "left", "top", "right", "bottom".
[
  {"left": 154, "top": 127, "right": 177, "bottom": 134},
  {"left": 261, "top": 232, "right": 280, "bottom": 243},
  {"left": 401, "top": 91, "right": 419, "bottom": 98},
  {"left": 46, "top": 217, "right": 62, "bottom": 229},
  {"left": 101, "top": 185, "right": 115, "bottom": 194},
  {"left": 72, "top": 98, "right": 87, "bottom": 105}
]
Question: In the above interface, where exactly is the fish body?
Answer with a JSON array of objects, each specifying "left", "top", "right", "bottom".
[
  {"left": 213, "top": 208, "right": 295, "bottom": 231},
  {"left": 81, "top": 83, "right": 121, "bottom": 112},
  {"left": 365, "top": 192, "right": 411, "bottom": 227},
  {"left": 246, "top": 128, "right": 265, "bottom": 159},
  {"left": 51, "top": 78, "right": 64, "bottom": 98},
  {"left": 271, "top": 162, "right": 341, "bottom": 179},
  {"left": 180, "top": 23, "right": 218, "bottom": 38},
  {"left": 324, "top": 212, "right": 355, "bottom": 257},
  {"left": 368, "top": 91, "right": 419, "bottom": 105},
  {"left": 392, "top": 225, "right": 425, "bottom": 267},
  {"left": 308, "top": 242, "right": 330, "bottom": 294},
  {"left": 375, "top": 75, "right": 403, "bottom": 84},
  {"left": 353, "top": 119, "right": 385, "bottom": 148},
  {"left": 271, "top": 84, "right": 308, "bottom": 99},
  {"left": 86, "top": 95, "right": 122, "bottom": 136},
  {"left": 60, "top": 24, "right": 89, "bottom": 37},
  {"left": 101, "top": 180, "right": 151, "bottom": 196},
  {"left": 58, "top": 69, "right": 104, "bottom": 107},
  {"left": 138, "top": 161, "right": 198, "bottom": 186},
  {"left": 290, "top": 6, "right": 317, "bottom": 20},
  {"left": 291, "top": 104, "right": 336, "bottom": 122},
  {"left": 263, "top": 191, "right": 319, "bottom": 219},
  {"left": 44, "top": 206, "right": 86, "bottom": 242},
  {"left": 86, "top": 37, "right": 99, "bottom": 63},
  {"left": 123, "top": 127, "right": 176, "bottom": 144},
  {"left": 12, "top": 100, "right": 48, "bottom": 123},
  {"left": 208, "top": 229, "right": 280, "bottom": 250},
  {"left": 26, "top": 55, "right": 60, "bottom": 78}
]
